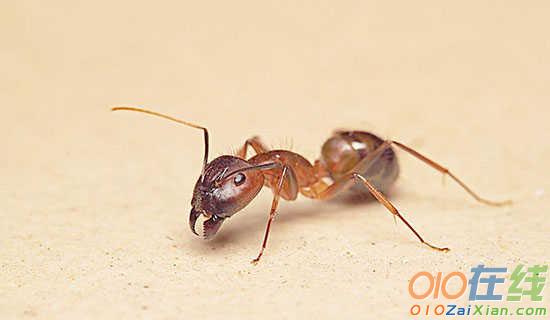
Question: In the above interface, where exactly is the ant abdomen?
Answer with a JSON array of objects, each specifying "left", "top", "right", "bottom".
[{"left": 320, "top": 131, "right": 399, "bottom": 195}]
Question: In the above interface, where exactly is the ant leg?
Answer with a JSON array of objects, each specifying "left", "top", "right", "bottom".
[
  {"left": 344, "top": 140, "right": 393, "bottom": 176},
  {"left": 303, "top": 141, "right": 393, "bottom": 199},
  {"left": 391, "top": 141, "right": 511, "bottom": 206},
  {"left": 237, "top": 136, "right": 270, "bottom": 159},
  {"left": 251, "top": 165, "right": 295, "bottom": 264},
  {"left": 329, "top": 139, "right": 510, "bottom": 206},
  {"left": 317, "top": 172, "right": 449, "bottom": 252}
]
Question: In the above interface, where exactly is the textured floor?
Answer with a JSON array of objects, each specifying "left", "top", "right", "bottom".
[{"left": 1, "top": 1, "right": 549, "bottom": 319}]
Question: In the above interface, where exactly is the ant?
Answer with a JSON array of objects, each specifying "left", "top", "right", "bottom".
[{"left": 112, "top": 106, "right": 511, "bottom": 264}]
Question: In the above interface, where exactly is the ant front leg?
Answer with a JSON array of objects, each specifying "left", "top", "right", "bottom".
[
  {"left": 251, "top": 165, "right": 296, "bottom": 264},
  {"left": 237, "top": 136, "right": 270, "bottom": 159}
]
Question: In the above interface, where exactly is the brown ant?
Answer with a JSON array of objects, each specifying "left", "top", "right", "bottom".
[{"left": 112, "top": 106, "right": 511, "bottom": 264}]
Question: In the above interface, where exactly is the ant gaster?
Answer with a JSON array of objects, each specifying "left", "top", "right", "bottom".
[{"left": 112, "top": 107, "right": 511, "bottom": 264}]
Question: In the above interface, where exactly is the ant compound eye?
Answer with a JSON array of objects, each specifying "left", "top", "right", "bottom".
[{"left": 233, "top": 173, "right": 246, "bottom": 186}]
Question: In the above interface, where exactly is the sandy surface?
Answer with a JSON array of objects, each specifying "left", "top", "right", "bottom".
[{"left": 1, "top": 1, "right": 549, "bottom": 319}]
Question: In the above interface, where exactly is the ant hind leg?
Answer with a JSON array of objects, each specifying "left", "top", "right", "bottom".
[{"left": 391, "top": 141, "right": 511, "bottom": 206}]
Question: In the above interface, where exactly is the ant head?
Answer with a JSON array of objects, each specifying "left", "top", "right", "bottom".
[
  {"left": 111, "top": 107, "right": 269, "bottom": 239},
  {"left": 189, "top": 155, "right": 264, "bottom": 239}
]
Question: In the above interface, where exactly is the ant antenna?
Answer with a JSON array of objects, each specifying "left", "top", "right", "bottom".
[{"left": 111, "top": 106, "right": 210, "bottom": 176}]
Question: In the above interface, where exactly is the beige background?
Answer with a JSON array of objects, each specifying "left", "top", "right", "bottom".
[{"left": 1, "top": 1, "right": 549, "bottom": 319}]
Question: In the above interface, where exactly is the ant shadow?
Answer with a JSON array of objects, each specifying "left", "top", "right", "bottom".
[
  {"left": 182, "top": 186, "right": 472, "bottom": 256},
  {"left": 183, "top": 188, "right": 405, "bottom": 255},
  {"left": 213, "top": 197, "right": 378, "bottom": 243}
]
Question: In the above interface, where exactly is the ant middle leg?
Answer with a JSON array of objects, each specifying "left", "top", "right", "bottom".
[
  {"left": 237, "top": 136, "right": 270, "bottom": 159},
  {"left": 301, "top": 140, "right": 392, "bottom": 199},
  {"left": 315, "top": 172, "right": 450, "bottom": 252}
]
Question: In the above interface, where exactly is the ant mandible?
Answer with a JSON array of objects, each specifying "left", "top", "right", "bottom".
[{"left": 112, "top": 107, "right": 511, "bottom": 264}]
